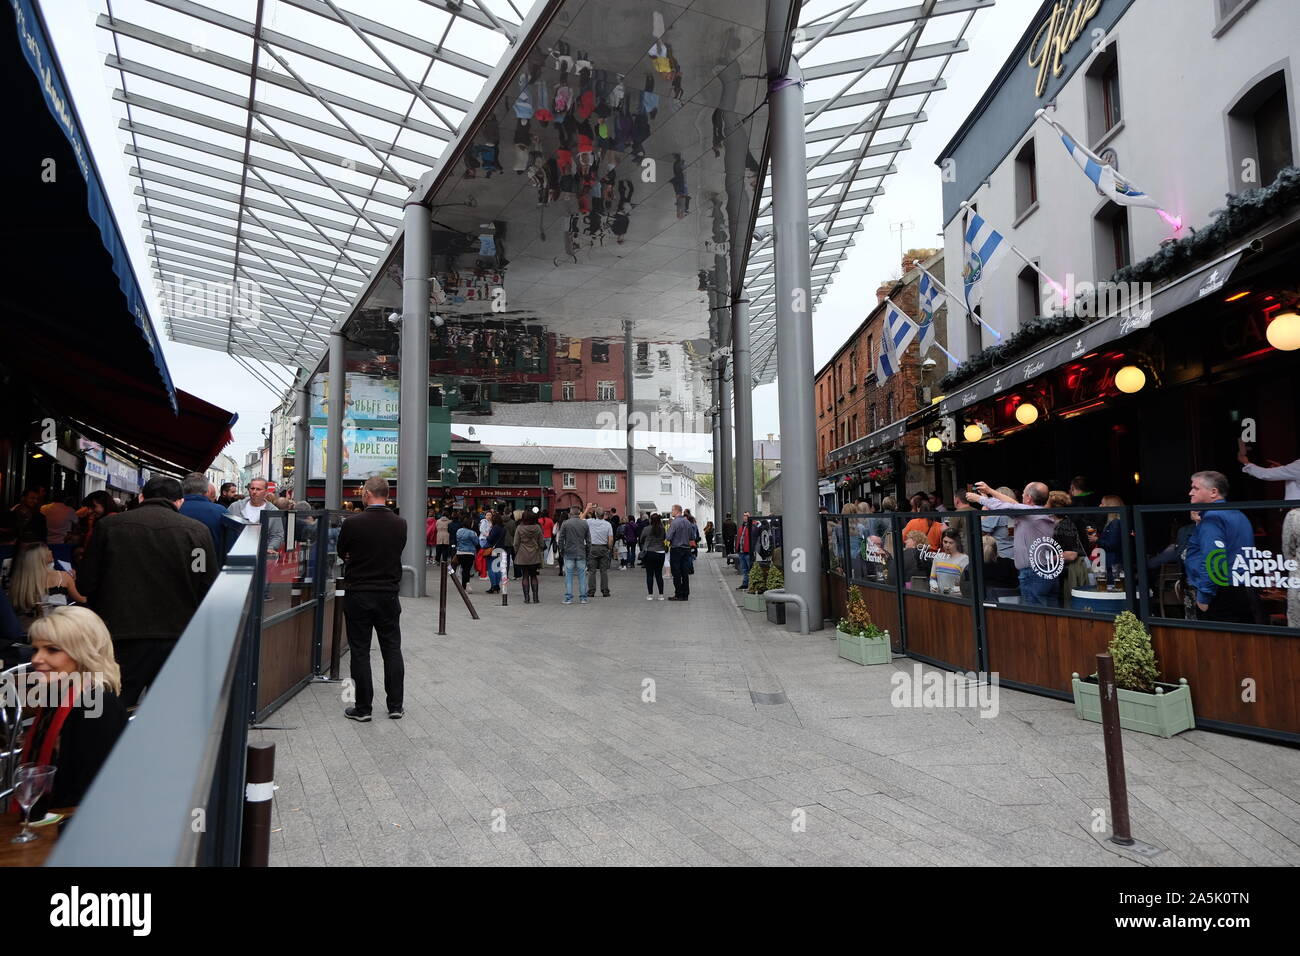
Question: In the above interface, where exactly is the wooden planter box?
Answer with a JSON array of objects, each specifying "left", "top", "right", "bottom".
[
  {"left": 742, "top": 592, "right": 767, "bottom": 612},
  {"left": 836, "top": 626, "right": 893, "bottom": 666},
  {"left": 1071, "top": 674, "right": 1195, "bottom": 738}
]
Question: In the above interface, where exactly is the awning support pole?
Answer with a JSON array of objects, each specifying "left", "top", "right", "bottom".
[
  {"left": 733, "top": 296, "right": 755, "bottom": 517},
  {"left": 326, "top": 330, "right": 345, "bottom": 509},
  {"left": 768, "top": 1, "right": 823, "bottom": 631},
  {"left": 398, "top": 199, "right": 431, "bottom": 597}
]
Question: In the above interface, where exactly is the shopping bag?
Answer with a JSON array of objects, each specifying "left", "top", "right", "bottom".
[{"left": 545, "top": 548, "right": 555, "bottom": 567}]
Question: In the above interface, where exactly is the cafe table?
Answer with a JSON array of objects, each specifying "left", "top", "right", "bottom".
[
  {"left": 1069, "top": 586, "right": 1128, "bottom": 613},
  {"left": 0, "top": 808, "right": 71, "bottom": 866}
]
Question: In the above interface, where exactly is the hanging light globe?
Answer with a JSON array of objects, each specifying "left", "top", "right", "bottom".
[
  {"left": 1266, "top": 309, "right": 1300, "bottom": 350},
  {"left": 1115, "top": 365, "right": 1146, "bottom": 393},
  {"left": 1015, "top": 402, "right": 1039, "bottom": 425},
  {"left": 963, "top": 424, "right": 984, "bottom": 443},
  {"left": 926, "top": 436, "right": 943, "bottom": 453}
]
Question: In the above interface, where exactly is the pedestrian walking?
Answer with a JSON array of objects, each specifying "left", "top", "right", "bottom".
[
  {"left": 721, "top": 513, "right": 737, "bottom": 564},
  {"left": 484, "top": 513, "right": 507, "bottom": 593},
  {"left": 338, "top": 476, "right": 406, "bottom": 721},
  {"left": 666, "top": 504, "right": 696, "bottom": 601},
  {"left": 639, "top": 512, "right": 667, "bottom": 599},
  {"left": 558, "top": 505, "right": 591, "bottom": 604},
  {"left": 703, "top": 520, "right": 714, "bottom": 553},
  {"left": 735, "top": 511, "right": 754, "bottom": 589},
  {"left": 505, "top": 509, "right": 520, "bottom": 578},
  {"left": 435, "top": 511, "right": 452, "bottom": 565},
  {"left": 586, "top": 504, "right": 614, "bottom": 597},
  {"left": 621, "top": 515, "right": 639, "bottom": 568},
  {"left": 77, "top": 476, "right": 218, "bottom": 707},
  {"left": 513, "top": 510, "right": 544, "bottom": 603},
  {"left": 454, "top": 516, "right": 480, "bottom": 591}
]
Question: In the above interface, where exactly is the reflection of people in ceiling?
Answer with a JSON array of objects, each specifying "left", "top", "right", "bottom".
[{"left": 671, "top": 153, "right": 690, "bottom": 219}]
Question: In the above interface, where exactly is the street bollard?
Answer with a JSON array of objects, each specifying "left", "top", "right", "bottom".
[
  {"left": 438, "top": 559, "right": 449, "bottom": 635},
  {"left": 240, "top": 742, "right": 276, "bottom": 866},
  {"left": 499, "top": 554, "right": 508, "bottom": 606},
  {"left": 1096, "top": 653, "right": 1135, "bottom": 846}
]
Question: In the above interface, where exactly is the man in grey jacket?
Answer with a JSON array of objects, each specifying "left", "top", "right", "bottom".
[
  {"left": 225, "top": 478, "right": 284, "bottom": 554},
  {"left": 586, "top": 505, "right": 614, "bottom": 598},
  {"left": 558, "top": 505, "right": 591, "bottom": 605}
]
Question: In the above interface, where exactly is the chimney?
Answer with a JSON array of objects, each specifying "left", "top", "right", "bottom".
[
  {"left": 646, "top": 445, "right": 656, "bottom": 458},
  {"left": 876, "top": 281, "right": 892, "bottom": 303}
]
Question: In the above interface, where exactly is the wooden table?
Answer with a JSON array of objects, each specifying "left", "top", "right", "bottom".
[{"left": 0, "top": 809, "right": 69, "bottom": 867}]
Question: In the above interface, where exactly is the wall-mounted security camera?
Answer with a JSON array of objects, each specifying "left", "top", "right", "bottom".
[
  {"left": 752, "top": 227, "right": 773, "bottom": 242},
  {"left": 810, "top": 226, "right": 829, "bottom": 244},
  {"left": 387, "top": 311, "right": 402, "bottom": 325},
  {"left": 431, "top": 313, "right": 445, "bottom": 328},
  {"left": 290, "top": 415, "right": 302, "bottom": 426}
]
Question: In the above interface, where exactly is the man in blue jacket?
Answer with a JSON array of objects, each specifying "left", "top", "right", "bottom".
[
  {"left": 1184, "top": 470, "right": 1257, "bottom": 624},
  {"left": 180, "top": 472, "right": 230, "bottom": 559}
]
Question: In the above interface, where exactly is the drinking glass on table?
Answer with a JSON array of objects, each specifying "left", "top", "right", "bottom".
[{"left": 10, "top": 763, "right": 56, "bottom": 843}]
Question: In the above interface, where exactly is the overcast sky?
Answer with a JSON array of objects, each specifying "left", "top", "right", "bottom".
[{"left": 44, "top": 0, "right": 1034, "bottom": 467}]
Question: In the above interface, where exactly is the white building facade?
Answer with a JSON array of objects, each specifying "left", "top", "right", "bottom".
[{"left": 938, "top": 0, "right": 1298, "bottom": 359}]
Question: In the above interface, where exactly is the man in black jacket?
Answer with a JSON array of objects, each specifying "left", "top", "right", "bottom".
[
  {"left": 78, "top": 475, "right": 218, "bottom": 707},
  {"left": 337, "top": 476, "right": 407, "bottom": 721}
]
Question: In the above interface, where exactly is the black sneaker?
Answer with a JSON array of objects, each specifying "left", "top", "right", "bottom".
[
  {"left": 344, "top": 707, "right": 372, "bottom": 722},
  {"left": 388, "top": 709, "right": 404, "bottom": 720}
]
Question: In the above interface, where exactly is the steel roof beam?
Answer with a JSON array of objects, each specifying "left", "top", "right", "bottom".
[{"left": 801, "top": 38, "right": 967, "bottom": 81}]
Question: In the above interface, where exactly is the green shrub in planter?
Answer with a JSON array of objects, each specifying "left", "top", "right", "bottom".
[
  {"left": 747, "top": 563, "right": 768, "bottom": 594},
  {"left": 1071, "top": 610, "right": 1195, "bottom": 736},
  {"left": 836, "top": 586, "right": 891, "bottom": 665},
  {"left": 764, "top": 566, "right": 784, "bottom": 592}
]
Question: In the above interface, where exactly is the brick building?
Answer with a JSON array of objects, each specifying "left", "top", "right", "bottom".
[{"left": 814, "top": 249, "right": 953, "bottom": 510}]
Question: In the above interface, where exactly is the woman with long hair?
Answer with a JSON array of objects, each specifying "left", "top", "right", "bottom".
[
  {"left": 8, "top": 543, "right": 86, "bottom": 621},
  {"left": 78, "top": 490, "right": 120, "bottom": 552},
  {"left": 1097, "top": 494, "right": 1126, "bottom": 583},
  {"left": 639, "top": 513, "right": 668, "bottom": 600},
  {"left": 929, "top": 528, "right": 969, "bottom": 595},
  {"left": 20, "top": 606, "right": 129, "bottom": 813},
  {"left": 513, "top": 511, "right": 544, "bottom": 603}
]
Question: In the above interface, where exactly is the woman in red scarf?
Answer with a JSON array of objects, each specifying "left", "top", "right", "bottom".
[{"left": 17, "top": 607, "right": 127, "bottom": 815}]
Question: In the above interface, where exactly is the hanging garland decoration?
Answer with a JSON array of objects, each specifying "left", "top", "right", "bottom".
[{"left": 938, "top": 165, "right": 1300, "bottom": 393}]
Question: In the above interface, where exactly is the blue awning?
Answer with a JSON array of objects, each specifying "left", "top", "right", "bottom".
[{"left": 7, "top": 0, "right": 176, "bottom": 413}]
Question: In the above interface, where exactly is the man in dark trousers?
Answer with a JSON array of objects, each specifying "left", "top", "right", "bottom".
[
  {"left": 338, "top": 476, "right": 407, "bottom": 721},
  {"left": 78, "top": 475, "right": 218, "bottom": 707},
  {"left": 666, "top": 504, "right": 697, "bottom": 601},
  {"left": 721, "top": 513, "right": 737, "bottom": 564}
]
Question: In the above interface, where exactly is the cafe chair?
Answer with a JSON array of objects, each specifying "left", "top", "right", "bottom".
[
  {"left": 0, "top": 662, "right": 32, "bottom": 804},
  {"left": 1156, "top": 564, "right": 1181, "bottom": 618}
]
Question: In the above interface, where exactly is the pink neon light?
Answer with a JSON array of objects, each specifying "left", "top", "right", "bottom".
[{"left": 1157, "top": 209, "right": 1184, "bottom": 233}]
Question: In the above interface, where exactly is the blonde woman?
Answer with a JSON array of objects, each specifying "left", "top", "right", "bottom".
[
  {"left": 21, "top": 607, "right": 129, "bottom": 812},
  {"left": 8, "top": 543, "right": 85, "bottom": 621}
]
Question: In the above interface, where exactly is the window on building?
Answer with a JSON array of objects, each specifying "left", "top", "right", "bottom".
[
  {"left": 495, "top": 383, "right": 538, "bottom": 403},
  {"left": 1227, "top": 71, "right": 1293, "bottom": 192},
  {"left": 866, "top": 334, "right": 875, "bottom": 379},
  {"left": 562, "top": 381, "right": 575, "bottom": 401},
  {"left": 562, "top": 472, "right": 576, "bottom": 489},
  {"left": 1086, "top": 45, "right": 1122, "bottom": 144},
  {"left": 1014, "top": 138, "right": 1038, "bottom": 219},
  {"left": 848, "top": 351, "right": 857, "bottom": 389},
  {"left": 457, "top": 460, "right": 481, "bottom": 483},
  {"left": 598, "top": 473, "right": 617, "bottom": 493},
  {"left": 660, "top": 480, "right": 672, "bottom": 493},
  {"left": 591, "top": 342, "right": 610, "bottom": 362},
  {"left": 659, "top": 387, "right": 672, "bottom": 401},
  {"left": 429, "top": 384, "right": 443, "bottom": 407},
  {"left": 427, "top": 455, "right": 442, "bottom": 481},
  {"left": 870, "top": 405, "right": 877, "bottom": 432},
  {"left": 498, "top": 467, "right": 540, "bottom": 485},
  {"left": 1214, "top": 0, "right": 1258, "bottom": 35},
  {"left": 850, "top": 414, "right": 858, "bottom": 440},
  {"left": 1094, "top": 202, "right": 1132, "bottom": 275},
  {"left": 1018, "top": 264, "right": 1041, "bottom": 326},
  {"left": 597, "top": 380, "right": 616, "bottom": 401},
  {"left": 658, "top": 349, "right": 670, "bottom": 369}
]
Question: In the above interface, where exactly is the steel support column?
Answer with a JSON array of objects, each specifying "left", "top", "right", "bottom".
[
  {"left": 717, "top": 319, "right": 734, "bottom": 523},
  {"left": 767, "top": 4, "right": 823, "bottom": 630},
  {"left": 398, "top": 200, "right": 430, "bottom": 597},
  {"left": 624, "top": 320, "right": 636, "bottom": 521},
  {"left": 294, "top": 378, "right": 309, "bottom": 500},
  {"left": 326, "top": 330, "right": 345, "bottom": 509},
  {"left": 732, "top": 296, "right": 755, "bottom": 517}
]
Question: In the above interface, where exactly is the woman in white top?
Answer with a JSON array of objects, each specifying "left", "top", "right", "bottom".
[{"left": 929, "top": 528, "right": 970, "bottom": 595}]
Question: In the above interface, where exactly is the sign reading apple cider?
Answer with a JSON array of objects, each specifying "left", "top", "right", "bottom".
[{"left": 1027, "top": 0, "right": 1103, "bottom": 98}]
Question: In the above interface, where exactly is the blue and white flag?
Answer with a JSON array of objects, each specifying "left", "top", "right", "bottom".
[
  {"left": 1039, "top": 112, "right": 1161, "bottom": 210},
  {"left": 961, "top": 209, "right": 1008, "bottom": 313},
  {"left": 916, "top": 268, "right": 943, "bottom": 356},
  {"left": 875, "top": 300, "right": 917, "bottom": 381}
]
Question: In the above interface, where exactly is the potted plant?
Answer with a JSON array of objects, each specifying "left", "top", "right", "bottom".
[
  {"left": 764, "top": 566, "right": 786, "bottom": 624},
  {"left": 836, "top": 586, "right": 892, "bottom": 665},
  {"left": 743, "top": 563, "right": 768, "bottom": 611},
  {"left": 1072, "top": 611, "right": 1195, "bottom": 737}
]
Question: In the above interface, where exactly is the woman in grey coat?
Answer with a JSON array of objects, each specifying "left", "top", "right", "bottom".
[{"left": 513, "top": 511, "right": 545, "bottom": 603}]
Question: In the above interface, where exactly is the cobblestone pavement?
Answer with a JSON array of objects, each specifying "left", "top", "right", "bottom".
[{"left": 257, "top": 555, "right": 1300, "bottom": 866}]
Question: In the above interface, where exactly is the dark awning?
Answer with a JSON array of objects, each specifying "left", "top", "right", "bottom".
[
  {"left": 832, "top": 246, "right": 1250, "bottom": 461},
  {"left": 2, "top": 0, "right": 236, "bottom": 472}
]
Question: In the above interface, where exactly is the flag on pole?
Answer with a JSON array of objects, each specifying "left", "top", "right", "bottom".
[
  {"left": 875, "top": 300, "right": 918, "bottom": 381},
  {"left": 916, "top": 268, "right": 942, "bottom": 356},
  {"left": 1040, "top": 112, "right": 1160, "bottom": 209},
  {"left": 961, "top": 209, "right": 1008, "bottom": 314}
]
